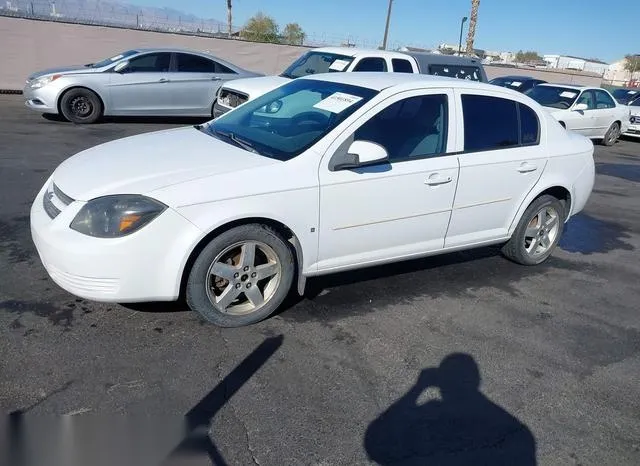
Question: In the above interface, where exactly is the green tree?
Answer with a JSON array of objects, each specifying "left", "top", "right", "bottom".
[
  {"left": 515, "top": 50, "right": 543, "bottom": 63},
  {"left": 624, "top": 54, "right": 640, "bottom": 74},
  {"left": 242, "top": 12, "right": 279, "bottom": 43},
  {"left": 282, "top": 22, "right": 305, "bottom": 45}
]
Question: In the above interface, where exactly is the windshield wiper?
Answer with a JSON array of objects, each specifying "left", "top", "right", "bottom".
[{"left": 210, "top": 127, "right": 261, "bottom": 155}]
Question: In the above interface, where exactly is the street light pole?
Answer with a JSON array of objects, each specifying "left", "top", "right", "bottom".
[
  {"left": 458, "top": 16, "right": 468, "bottom": 55},
  {"left": 382, "top": 0, "right": 394, "bottom": 50}
]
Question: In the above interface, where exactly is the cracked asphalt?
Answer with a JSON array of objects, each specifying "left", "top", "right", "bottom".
[{"left": 1, "top": 94, "right": 639, "bottom": 465}]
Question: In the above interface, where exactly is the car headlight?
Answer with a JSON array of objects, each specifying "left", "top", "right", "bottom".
[
  {"left": 30, "top": 74, "right": 62, "bottom": 89},
  {"left": 70, "top": 195, "right": 166, "bottom": 238}
]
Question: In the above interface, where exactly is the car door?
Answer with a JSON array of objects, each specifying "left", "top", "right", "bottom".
[
  {"left": 592, "top": 89, "right": 618, "bottom": 137},
  {"left": 107, "top": 52, "right": 172, "bottom": 115},
  {"left": 171, "top": 53, "right": 238, "bottom": 115},
  {"left": 564, "top": 90, "right": 597, "bottom": 137},
  {"left": 317, "top": 89, "right": 459, "bottom": 272},
  {"left": 445, "top": 90, "right": 547, "bottom": 247}
]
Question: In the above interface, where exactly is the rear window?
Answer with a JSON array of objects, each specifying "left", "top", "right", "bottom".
[
  {"left": 392, "top": 58, "right": 414, "bottom": 73},
  {"left": 429, "top": 64, "right": 481, "bottom": 81}
]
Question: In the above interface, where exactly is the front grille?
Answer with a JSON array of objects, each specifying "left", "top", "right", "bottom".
[
  {"left": 218, "top": 88, "right": 248, "bottom": 108},
  {"left": 43, "top": 183, "right": 74, "bottom": 219}
]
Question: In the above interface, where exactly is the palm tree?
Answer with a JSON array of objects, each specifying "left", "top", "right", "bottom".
[
  {"left": 465, "top": 0, "right": 480, "bottom": 56},
  {"left": 227, "top": 0, "right": 232, "bottom": 38}
]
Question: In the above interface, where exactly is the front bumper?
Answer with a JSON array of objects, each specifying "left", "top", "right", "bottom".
[
  {"left": 30, "top": 183, "right": 203, "bottom": 302},
  {"left": 623, "top": 123, "right": 640, "bottom": 138},
  {"left": 23, "top": 84, "right": 58, "bottom": 114}
]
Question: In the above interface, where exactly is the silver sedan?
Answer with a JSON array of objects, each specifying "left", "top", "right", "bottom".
[{"left": 23, "top": 48, "right": 261, "bottom": 123}]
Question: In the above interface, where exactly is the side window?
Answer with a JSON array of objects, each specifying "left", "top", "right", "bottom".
[
  {"left": 392, "top": 59, "right": 414, "bottom": 73},
  {"left": 353, "top": 57, "right": 388, "bottom": 72},
  {"left": 519, "top": 103, "right": 540, "bottom": 145},
  {"left": 126, "top": 53, "right": 171, "bottom": 72},
  {"left": 176, "top": 53, "right": 216, "bottom": 73},
  {"left": 215, "top": 62, "right": 237, "bottom": 74},
  {"left": 594, "top": 90, "right": 616, "bottom": 109},
  {"left": 576, "top": 91, "right": 595, "bottom": 109},
  {"left": 354, "top": 94, "right": 448, "bottom": 161},
  {"left": 462, "top": 95, "right": 518, "bottom": 152}
]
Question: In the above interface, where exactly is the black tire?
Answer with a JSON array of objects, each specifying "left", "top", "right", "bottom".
[
  {"left": 59, "top": 88, "right": 103, "bottom": 124},
  {"left": 502, "top": 195, "right": 565, "bottom": 266},
  {"left": 186, "top": 224, "right": 295, "bottom": 327},
  {"left": 601, "top": 122, "right": 620, "bottom": 146}
]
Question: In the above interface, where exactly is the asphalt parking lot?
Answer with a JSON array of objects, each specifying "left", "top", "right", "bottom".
[{"left": 1, "top": 94, "right": 639, "bottom": 465}]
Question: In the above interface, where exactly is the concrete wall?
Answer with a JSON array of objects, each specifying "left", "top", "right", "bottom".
[
  {"left": 0, "top": 16, "right": 602, "bottom": 91},
  {"left": 484, "top": 66, "right": 603, "bottom": 87}
]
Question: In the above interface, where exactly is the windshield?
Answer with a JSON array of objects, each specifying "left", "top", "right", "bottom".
[
  {"left": 281, "top": 51, "right": 355, "bottom": 79},
  {"left": 205, "top": 78, "right": 377, "bottom": 161},
  {"left": 490, "top": 77, "right": 530, "bottom": 90},
  {"left": 525, "top": 86, "right": 580, "bottom": 109},
  {"left": 612, "top": 88, "right": 639, "bottom": 104},
  {"left": 89, "top": 50, "right": 139, "bottom": 68}
]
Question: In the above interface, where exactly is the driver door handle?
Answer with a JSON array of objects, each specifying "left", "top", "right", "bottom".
[
  {"left": 211, "top": 76, "right": 222, "bottom": 81},
  {"left": 517, "top": 162, "right": 538, "bottom": 173},
  {"left": 158, "top": 78, "right": 169, "bottom": 83},
  {"left": 425, "top": 174, "right": 452, "bottom": 186}
]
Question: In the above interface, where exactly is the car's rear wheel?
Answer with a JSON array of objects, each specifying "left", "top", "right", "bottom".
[
  {"left": 59, "top": 88, "right": 103, "bottom": 124},
  {"left": 602, "top": 122, "right": 620, "bottom": 146},
  {"left": 502, "top": 195, "right": 565, "bottom": 266},
  {"left": 186, "top": 224, "right": 295, "bottom": 327}
]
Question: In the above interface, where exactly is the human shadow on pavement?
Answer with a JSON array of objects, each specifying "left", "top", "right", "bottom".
[{"left": 364, "top": 353, "right": 536, "bottom": 466}]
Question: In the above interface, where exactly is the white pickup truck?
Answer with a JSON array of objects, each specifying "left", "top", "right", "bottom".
[{"left": 213, "top": 46, "right": 488, "bottom": 117}]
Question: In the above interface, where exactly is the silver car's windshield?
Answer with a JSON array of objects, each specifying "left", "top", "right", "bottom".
[
  {"left": 526, "top": 86, "right": 580, "bottom": 109},
  {"left": 204, "top": 78, "right": 377, "bottom": 161},
  {"left": 88, "top": 50, "right": 139, "bottom": 68},
  {"left": 280, "top": 52, "right": 356, "bottom": 79}
]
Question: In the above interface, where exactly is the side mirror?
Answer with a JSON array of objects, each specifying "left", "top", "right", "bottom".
[
  {"left": 113, "top": 61, "right": 129, "bottom": 73},
  {"left": 573, "top": 103, "right": 588, "bottom": 112},
  {"left": 333, "top": 140, "right": 389, "bottom": 170}
]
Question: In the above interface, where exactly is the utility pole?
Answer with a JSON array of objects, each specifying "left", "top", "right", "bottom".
[
  {"left": 382, "top": 0, "right": 394, "bottom": 50},
  {"left": 227, "top": 0, "right": 232, "bottom": 38}
]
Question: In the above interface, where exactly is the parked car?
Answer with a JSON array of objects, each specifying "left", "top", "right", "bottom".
[
  {"left": 525, "top": 84, "right": 630, "bottom": 145},
  {"left": 490, "top": 75, "right": 546, "bottom": 93},
  {"left": 23, "top": 48, "right": 260, "bottom": 123},
  {"left": 212, "top": 47, "right": 487, "bottom": 117},
  {"left": 623, "top": 96, "right": 640, "bottom": 139},
  {"left": 31, "top": 73, "right": 594, "bottom": 327},
  {"left": 611, "top": 87, "right": 640, "bottom": 105}
]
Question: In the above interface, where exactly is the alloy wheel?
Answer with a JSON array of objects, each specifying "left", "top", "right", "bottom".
[{"left": 523, "top": 206, "right": 560, "bottom": 258}]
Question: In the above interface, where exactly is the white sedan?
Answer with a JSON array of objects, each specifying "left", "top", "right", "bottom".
[
  {"left": 31, "top": 73, "right": 595, "bottom": 327},
  {"left": 526, "top": 84, "right": 629, "bottom": 146}
]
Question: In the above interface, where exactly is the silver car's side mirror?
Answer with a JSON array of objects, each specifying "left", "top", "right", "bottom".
[{"left": 113, "top": 61, "right": 130, "bottom": 73}]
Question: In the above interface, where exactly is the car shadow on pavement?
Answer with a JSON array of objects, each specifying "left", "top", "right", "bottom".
[{"left": 364, "top": 353, "right": 537, "bottom": 465}]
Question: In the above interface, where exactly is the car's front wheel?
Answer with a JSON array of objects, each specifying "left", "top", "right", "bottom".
[
  {"left": 602, "top": 122, "right": 621, "bottom": 146},
  {"left": 502, "top": 195, "right": 565, "bottom": 266},
  {"left": 59, "top": 88, "right": 103, "bottom": 124},
  {"left": 186, "top": 224, "right": 295, "bottom": 327}
]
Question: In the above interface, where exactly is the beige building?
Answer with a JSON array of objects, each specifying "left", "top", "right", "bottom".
[{"left": 605, "top": 58, "right": 640, "bottom": 86}]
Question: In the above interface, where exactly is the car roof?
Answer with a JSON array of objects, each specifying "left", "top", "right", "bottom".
[
  {"left": 312, "top": 46, "right": 409, "bottom": 59},
  {"left": 402, "top": 51, "right": 483, "bottom": 66},
  {"left": 537, "top": 83, "right": 591, "bottom": 91},
  {"left": 301, "top": 72, "right": 502, "bottom": 92}
]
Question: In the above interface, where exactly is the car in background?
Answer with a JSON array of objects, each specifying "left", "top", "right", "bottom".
[
  {"left": 623, "top": 96, "right": 640, "bottom": 139},
  {"left": 490, "top": 75, "right": 546, "bottom": 93},
  {"left": 31, "top": 73, "right": 594, "bottom": 327},
  {"left": 611, "top": 87, "right": 640, "bottom": 105},
  {"left": 525, "top": 84, "right": 629, "bottom": 146},
  {"left": 213, "top": 47, "right": 487, "bottom": 116},
  {"left": 23, "top": 48, "right": 260, "bottom": 123}
]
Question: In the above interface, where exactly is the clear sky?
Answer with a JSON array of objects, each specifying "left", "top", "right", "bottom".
[{"left": 129, "top": 0, "right": 637, "bottom": 63}]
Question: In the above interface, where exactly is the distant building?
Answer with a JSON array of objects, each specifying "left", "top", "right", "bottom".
[
  {"left": 605, "top": 57, "right": 640, "bottom": 86},
  {"left": 543, "top": 55, "right": 609, "bottom": 75}
]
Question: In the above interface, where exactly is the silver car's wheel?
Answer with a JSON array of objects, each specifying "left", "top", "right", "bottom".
[
  {"left": 206, "top": 241, "right": 281, "bottom": 315},
  {"left": 602, "top": 122, "right": 620, "bottom": 146},
  {"left": 186, "top": 224, "right": 295, "bottom": 327},
  {"left": 59, "top": 88, "right": 102, "bottom": 124},
  {"left": 523, "top": 207, "right": 560, "bottom": 259}
]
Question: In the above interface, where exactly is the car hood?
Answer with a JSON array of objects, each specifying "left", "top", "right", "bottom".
[
  {"left": 221, "top": 75, "right": 291, "bottom": 99},
  {"left": 52, "top": 126, "right": 278, "bottom": 202},
  {"left": 27, "top": 65, "right": 104, "bottom": 81}
]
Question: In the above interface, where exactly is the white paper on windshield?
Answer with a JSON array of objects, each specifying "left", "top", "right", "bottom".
[
  {"left": 560, "top": 91, "right": 578, "bottom": 99},
  {"left": 510, "top": 81, "right": 522, "bottom": 87},
  {"left": 313, "top": 92, "right": 363, "bottom": 113},
  {"left": 329, "top": 59, "right": 350, "bottom": 71},
  {"left": 629, "top": 91, "right": 638, "bottom": 95},
  {"left": 110, "top": 54, "right": 124, "bottom": 62}
]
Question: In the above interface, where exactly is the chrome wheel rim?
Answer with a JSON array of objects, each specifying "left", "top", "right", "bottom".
[
  {"left": 524, "top": 207, "right": 560, "bottom": 257},
  {"left": 206, "top": 241, "right": 281, "bottom": 315},
  {"left": 69, "top": 96, "right": 93, "bottom": 118},
  {"left": 606, "top": 124, "right": 619, "bottom": 145}
]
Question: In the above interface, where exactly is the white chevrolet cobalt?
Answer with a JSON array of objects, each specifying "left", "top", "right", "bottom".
[{"left": 31, "top": 73, "right": 595, "bottom": 327}]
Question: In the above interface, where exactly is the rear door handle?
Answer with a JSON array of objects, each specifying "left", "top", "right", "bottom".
[
  {"left": 158, "top": 78, "right": 169, "bottom": 83},
  {"left": 425, "top": 174, "right": 452, "bottom": 186},
  {"left": 518, "top": 163, "right": 538, "bottom": 173},
  {"left": 211, "top": 76, "right": 222, "bottom": 81}
]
